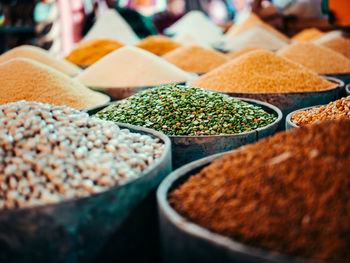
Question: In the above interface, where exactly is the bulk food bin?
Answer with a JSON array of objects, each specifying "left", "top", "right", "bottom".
[
  {"left": 157, "top": 151, "right": 325, "bottom": 263},
  {"left": 285, "top": 106, "right": 322, "bottom": 130},
  {"left": 220, "top": 76, "right": 343, "bottom": 130},
  {"left": 87, "top": 97, "right": 282, "bottom": 169},
  {"left": 0, "top": 123, "right": 171, "bottom": 263}
]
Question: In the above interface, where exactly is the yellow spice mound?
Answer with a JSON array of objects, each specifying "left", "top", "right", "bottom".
[
  {"left": 0, "top": 45, "right": 81, "bottom": 76},
  {"left": 226, "top": 47, "right": 263, "bottom": 60},
  {"left": 321, "top": 37, "right": 350, "bottom": 59},
  {"left": 0, "top": 58, "right": 109, "bottom": 110},
  {"left": 136, "top": 35, "right": 182, "bottom": 56},
  {"left": 190, "top": 50, "right": 335, "bottom": 93},
  {"left": 278, "top": 42, "right": 350, "bottom": 74},
  {"left": 163, "top": 45, "right": 228, "bottom": 74},
  {"left": 66, "top": 38, "right": 124, "bottom": 66},
  {"left": 292, "top": 28, "right": 324, "bottom": 42},
  {"left": 226, "top": 13, "right": 290, "bottom": 44}
]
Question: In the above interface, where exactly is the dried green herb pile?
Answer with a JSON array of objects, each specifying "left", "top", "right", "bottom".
[{"left": 95, "top": 85, "right": 277, "bottom": 136}]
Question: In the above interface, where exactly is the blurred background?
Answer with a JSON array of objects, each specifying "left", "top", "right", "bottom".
[{"left": 0, "top": 0, "right": 348, "bottom": 56}]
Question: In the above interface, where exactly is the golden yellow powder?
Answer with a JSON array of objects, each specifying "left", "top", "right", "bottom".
[
  {"left": 0, "top": 45, "right": 81, "bottom": 76},
  {"left": 292, "top": 28, "right": 325, "bottom": 42},
  {"left": 0, "top": 58, "right": 109, "bottom": 110},
  {"left": 321, "top": 37, "right": 350, "bottom": 60},
  {"left": 136, "top": 35, "right": 182, "bottom": 56},
  {"left": 163, "top": 45, "right": 228, "bottom": 74},
  {"left": 66, "top": 38, "right": 124, "bottom": 66}
]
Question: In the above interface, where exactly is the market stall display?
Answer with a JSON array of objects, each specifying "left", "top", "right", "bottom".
[
  {"left": 76, "top": 46, "right": 194, "bottom": 99},
  {"left": 0, "top": 100, "right": 171, "bottom": 263},
  {"left": 0, "top": 45, "right": 81, "bottom": 76},
  {"left": 65, "top": 38, "right": 124, "bottom": 67},
  {"left": 159, "top": 119, "right": 350, "bottom": 263},
  {"left": 95, "top": 85, "right": 281, "bottom": 168},
  {"left": 136, "top": 35, "right": 182, "bottom": 56},
  {"left": 278, "top": 42, "right": 350, "bottom": 74},
  {"left": 0, "top": 58, "right": 109, "bottom": 110},
  {"left": 226, "top": 46, "right": 263, "bottom": 60},
  {"left": 163, "top": 45, "right": 228, "bottom": 74}
]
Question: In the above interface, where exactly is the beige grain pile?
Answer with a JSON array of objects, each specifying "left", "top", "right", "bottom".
[
  {"left": 136, "top": 35, "right": 182, "bottom": 56},
  {"left": 226, "top": 13, "right": 290, "bottom": 44},
  {"left": 278, "top": 42, "right": 350, "bottom": 74},
  {"left": 0, "top": 58, "right": 109, "bottom": 109},
  {"left": 320, "top": 37, "right": 350, "bottom": 59},
  {"left": 0, "top": 45, "right": 82, "bottom": 76},
  {"left": 163, "top": 45, "right": 228, "bottom": 74},
  {"left": 190, "top": 50, "right": 335, "bottom": 93},
  {"left": 292, "top": 28, "right": 324, "bottom": 42},
  {"left": 77, "top": 46, "right": 194, "bottom": 87}
]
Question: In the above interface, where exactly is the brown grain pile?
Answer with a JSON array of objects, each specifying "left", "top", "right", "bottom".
[
  {"left": 292, "top": 28, "right": 324, "bottom": 42},
  {"left": 291, "top": 97, "right": 350, "bottom": 126},
  {"left": 163, "top": 45, "right": 228, "bottom": 74},
  {"left": 321, "top": 37, "right": 350, "bottom": 59},
  {"left": 169, "top": 119, "right": 350, "bottom": 263},
  {"left": 0, "top": 45, "right": 81, "bottom": 76},
  {"left": 0, "top": 58, "right": 109, "bottom": 110},
  {"left": 226, "top": 13, "right": 290, "bottom": 44},
  {"left": 191, "top": 50, "right": 335, "bottom": 93},
  {"left": 278, "top": 42, "right": 350, "bottom": 74},
  {"left": 65, "top": 38, "right": 124, "bottom": 66},
  {"left": 226, "top": 47, "right": 263, "bottom": 60},
  {"left": 136, "top": 35, "right": 182, "bottom": 56}
]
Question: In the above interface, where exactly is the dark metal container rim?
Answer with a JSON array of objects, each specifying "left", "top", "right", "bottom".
[
  {"left": 346, "top": 84, "right": 350, "bottom": 95},
  {"left": 157, "top": 151, "right": 326, "bottom": 263},
  {"left": 0, "top": 122, "right": 171, "bottom": 215}
]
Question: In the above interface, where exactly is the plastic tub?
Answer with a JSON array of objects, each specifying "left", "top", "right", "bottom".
[
  {"left": 0, "top": 123, "right": 172, "bottom": 263},
  {"left": 157, "top": 151, "right": 324, "bottom": 263}
]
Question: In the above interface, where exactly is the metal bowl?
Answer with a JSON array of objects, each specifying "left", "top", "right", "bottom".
[
  {"left": 157, "top": 151, "right": 325, "bottom": 263},
  {"left": 285, "top": 105, "right": 324, "bottom": 130},
  {"left": 219, "top": 76, "right": 344, "bottom": 130},
  {"left": 0, "top": 123, "right": 172, "bottom": 263},
  {"left": 87, "top": 97, "right": 282, "bottom": 169}
]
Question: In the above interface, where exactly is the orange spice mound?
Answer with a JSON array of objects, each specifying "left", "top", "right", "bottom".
[
  {"left": 163, "top": 45, "right": 228, "bottom": 74},
  {"left": 226, "top": 13, "right": 290, "bottom": 44},
  {"left": 66, "top": 38, "right": 124, "bottom": 66},
  {"left": 321, "top": 37, "right": 350, "bottom": 59},
  {"left": 226, "top": 47, "right": 263, "bottom": 60},
  {"left": 0, "top": 58, "right": 109, "bottom": 110},
  {"left": 278, "top": 42, "right": 350, "bottom": 74},
  {"left": 190, "top": 50, "right": 335, "bottom": 93},
  {"left": 292, "top": 28, "right": 325, "bottom": 42},
  {"left": 136, "top": 35, "right": 182, "bottom": 56}
]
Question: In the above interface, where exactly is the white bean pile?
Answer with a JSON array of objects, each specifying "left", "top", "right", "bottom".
[{"left": 0, "top": 101, "right": 165, "bottom": 210}]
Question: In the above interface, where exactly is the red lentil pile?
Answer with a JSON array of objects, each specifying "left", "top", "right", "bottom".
[
  {"left": 169, "top": 120, "right": 350, "bottom": 262},
  {"left": 291, "top": 96, "right": 350, "bottom": 126}
]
